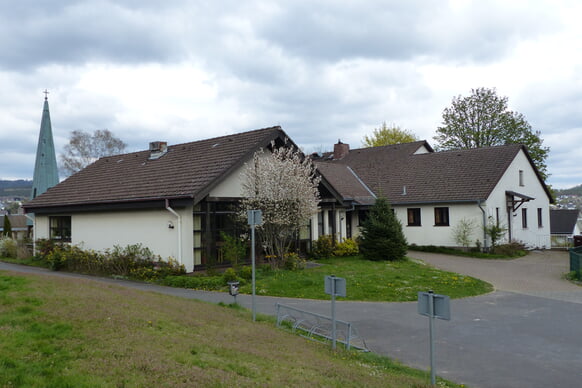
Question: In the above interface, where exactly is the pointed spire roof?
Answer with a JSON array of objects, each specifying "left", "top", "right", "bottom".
[{"left": 30, "top": 91, "right": 59, "bottom": 199}]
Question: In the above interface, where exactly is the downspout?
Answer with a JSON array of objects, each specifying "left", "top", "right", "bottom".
[
  {"left": 165, "top": 199, "right": 183, "bottom": 267},
  {"left": 478, "top": 200, "right": 488, "bottom": 251}
]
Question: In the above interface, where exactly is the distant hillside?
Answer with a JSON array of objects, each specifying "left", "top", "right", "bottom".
[
  {"left": 0, "top": 180, "right": 32, "bottom": 198},
  {"left": 556, "top": 184, "right": 582, "bottom": 196}
]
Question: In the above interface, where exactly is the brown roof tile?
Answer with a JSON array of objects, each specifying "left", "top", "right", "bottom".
[{"left": 25, "top": 126, "right": 286, "bottom": 210}]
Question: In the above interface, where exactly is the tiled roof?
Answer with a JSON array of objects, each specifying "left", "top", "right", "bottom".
[
  {"left": 25, "top": 126, "right": 287, "bottom": 210},
  {"left": 550, "top": 209, "right": 580, "bottom": 234},
  {"left": 316, "top": 142, "right": 535, "bottom": 204},
  {"left": 0, "top": 215, "right": 28, "bottom": 231},
  {"left": 314, "top": 162, "right": 376, "bottom": 205}
]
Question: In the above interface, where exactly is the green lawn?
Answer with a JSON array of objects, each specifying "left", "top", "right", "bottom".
[
  {"left": 240, "top": 256, "right": 493, "bottom": 301},
  {"left": 0, "top": 271, "right": 462, "bottom": 388}
]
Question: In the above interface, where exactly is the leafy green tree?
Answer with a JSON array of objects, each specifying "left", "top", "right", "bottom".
[
  {"left": 434, "top": 87, "right": 550, "bottom": 181},
  {"left": 359, "top": 197, "right": 407, "bottom": 261},
  {"left": 362, "top": 122, "right": 418, "bottom": 147},
  {"left": 2, "top": 215, "right": 12, "bottom": 237}
]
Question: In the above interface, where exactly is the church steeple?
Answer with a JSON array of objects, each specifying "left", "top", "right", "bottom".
[{"left": 30, "top": 91, "right": 59, "bottom": 199}]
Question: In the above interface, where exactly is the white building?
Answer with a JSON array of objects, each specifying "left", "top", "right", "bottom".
[{"left": 24, "top": 127, "right": 553, "bottom": 272}]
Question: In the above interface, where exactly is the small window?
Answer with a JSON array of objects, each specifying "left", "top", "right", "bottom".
[
  {"left": 50, "top": 216, "right": 71, "bottom": 242},
  {"left": 495, "top": 207, "right": 500, "bottom": 226},
  {"left": 358, "top": 210, "right": 369, "bottom": 227},
  {"left": 537, "top": 208, "right": 543, "bottom": 228},
  {"left": 434, "top": 207, "right": 450, "bottom": 226},
  {"left": 407, "top": 208, "right": 421, "bottom": 226},
  {"left": 519, "top": 170, "right": 524, "bottom": 186},
  {"left": 317, "top": 212, "right": 324, "bottom": 237},
  {"left": 522, "top": 208, "right": 528, "bottom": 229}
]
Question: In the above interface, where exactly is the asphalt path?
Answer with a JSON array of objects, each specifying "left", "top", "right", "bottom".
[{"left": 2, "top": 250, "right": 582, "bottom": 388}]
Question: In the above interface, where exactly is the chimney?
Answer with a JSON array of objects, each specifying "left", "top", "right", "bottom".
[
  {"left": 334, "top": 139, "right": 349, "bottom": 160},
  {"left": 148, "top": 141, "right": 168, "bottom": 160}
]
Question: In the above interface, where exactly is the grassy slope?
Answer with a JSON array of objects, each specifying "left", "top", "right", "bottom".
[{"left": 0, "top": 272, "right": 460, "bottom": 388}]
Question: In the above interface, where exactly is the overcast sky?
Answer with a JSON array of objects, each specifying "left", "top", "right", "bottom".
[{"left": 1, "top": 0, "right": 580, "bottom": 189}]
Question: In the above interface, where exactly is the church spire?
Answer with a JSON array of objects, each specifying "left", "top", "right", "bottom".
[{"left": 30, "top": 91, "right": 59, "bottom": 199}]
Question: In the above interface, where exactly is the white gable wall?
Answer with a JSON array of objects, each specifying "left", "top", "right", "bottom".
[
  {"left": 210, "top": 161, "right": 247, "bottom": 198},
  {"left": 210, "top": 151, "right": 273, "bottom": 198},
  {"left": 483, "top": 149, "right": 551, "bottom": 249}
]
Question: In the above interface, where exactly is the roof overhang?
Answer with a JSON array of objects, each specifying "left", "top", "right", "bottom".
[
  {"left": 506, "top": 190, "right": 535, "bottom": 212},
  {"left": 25, "top": 197, "right": 193, "bottom": 215}
]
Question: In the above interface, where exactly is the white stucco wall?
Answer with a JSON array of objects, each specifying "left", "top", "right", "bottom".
[
  {"left": 393, "top": 203, "right": 484, "bottom": 247},
  {"left": 35, "top": 206, "right": 196, "bottom": 272}
]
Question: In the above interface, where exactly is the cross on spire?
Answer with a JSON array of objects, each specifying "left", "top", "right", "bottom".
[{"left": 43, "top": 89, "right": 49, "bottom": 100}]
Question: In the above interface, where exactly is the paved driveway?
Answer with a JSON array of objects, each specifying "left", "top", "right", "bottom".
[
  {"left": 410, "top": 250, "right": 582, "bottom": 303},
  {"left": 2, "top": 251, "right": 582, "bottom": 388}
]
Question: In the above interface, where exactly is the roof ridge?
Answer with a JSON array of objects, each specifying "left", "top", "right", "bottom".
[
  {"left": 348, "top": 140, "right": 430, "bottom": 154},
  {"left": 96, "top": 126, "right": 283, "bottom": 161}
]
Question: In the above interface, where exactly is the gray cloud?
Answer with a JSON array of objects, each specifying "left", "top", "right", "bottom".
[{"left": 0, "top": 1, "right": 579, "bottom": 190}]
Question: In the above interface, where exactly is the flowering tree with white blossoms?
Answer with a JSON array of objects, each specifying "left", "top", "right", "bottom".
[{"left": 240, "top": 141, "right": 321, "bottom": 267}]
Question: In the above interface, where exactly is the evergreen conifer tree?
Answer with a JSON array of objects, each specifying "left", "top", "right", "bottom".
[
  {"left": 359, "top": 197, "right": 407, "bottom": 261},
  {"left": 2, "top": 215, "right": 12, "bottom": 238}
]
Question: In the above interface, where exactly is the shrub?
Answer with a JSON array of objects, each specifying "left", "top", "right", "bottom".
[
  {"left": 161, "top": 275, "right": 225, "bottom": 290},
  {"left": 491, "top": 241, "right": 526, "bottom": 257},
  {"left": 36, "top": 241, "right": 185, "bottom": 280},
  {"left": 46, "top": 246, "right": 68, "bottom": 271},
  {"left": 238, "top": 265, "right": 253, "bottom": 281},
  {"left": 283, "top": 252, "right": 306, "bottom": 270},
  {"left": 311, "top": 235, "right": 334, "bottom": 259},
  {"left": 16, "top": 239, "right": 33, "bottom": 259},
  {"left": 359, "top": 197, "right": 407, "bottom": 261},
  {"left": 219, "top": 232, "right": 247, "bottom": 267},
  {"left": 0, "top": 237, "right": 17, "bottom": 258},
  {"left": 484, "top": 217, "right": 507, "bottom": 249},
  {"left": 333, "top": 238, "right": 359, "bottom": 256},
  {"left": 105, "top": 244, "right": 155, "bottom": 276},
  {"left": 222, "top": 268, "right": 238, "bottom": 283},
  {"left": 453, "top": 218, "right": 477, "bottom": 250},
  {"left": 35, "top": 238, "right": 59, "bottom": 260}
]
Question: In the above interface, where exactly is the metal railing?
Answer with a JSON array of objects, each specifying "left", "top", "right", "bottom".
[
  {"left": 275, "top": 303, "right": 368, "bottom": 351},
  {"left": 551, "top": 234, "right": 574, "bottom": 250}
]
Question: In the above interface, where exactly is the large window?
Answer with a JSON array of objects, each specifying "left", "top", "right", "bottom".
[
  {"left": 407, "top": 208, "right": 421, "bottom": 226},
  {"left": 49, "top": 216, "right": 71, "bottom": 242},
  {"left": 434, "top": 207, "right": 450, "bottom": 226}
]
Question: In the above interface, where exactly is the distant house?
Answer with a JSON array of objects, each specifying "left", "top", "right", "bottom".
[
  {"left": 0, "top": 214, "right": 28, "bottom": 240},
  {"left": 24, "top": 127, "right": 553, "bottom": 272},
  {"left": 550, "top": 209, "right": 580, "bottom": 248},
  {"left": 314, "top": 140, "right": 553, "bottom": 251}
]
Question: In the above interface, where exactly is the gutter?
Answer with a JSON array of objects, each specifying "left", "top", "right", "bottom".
[
  {"left": 165, "top": 199, "right": 183, "bottom": 268},
  {"left": 478, "top": 200, "right": 488, "bottom": 251}
]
